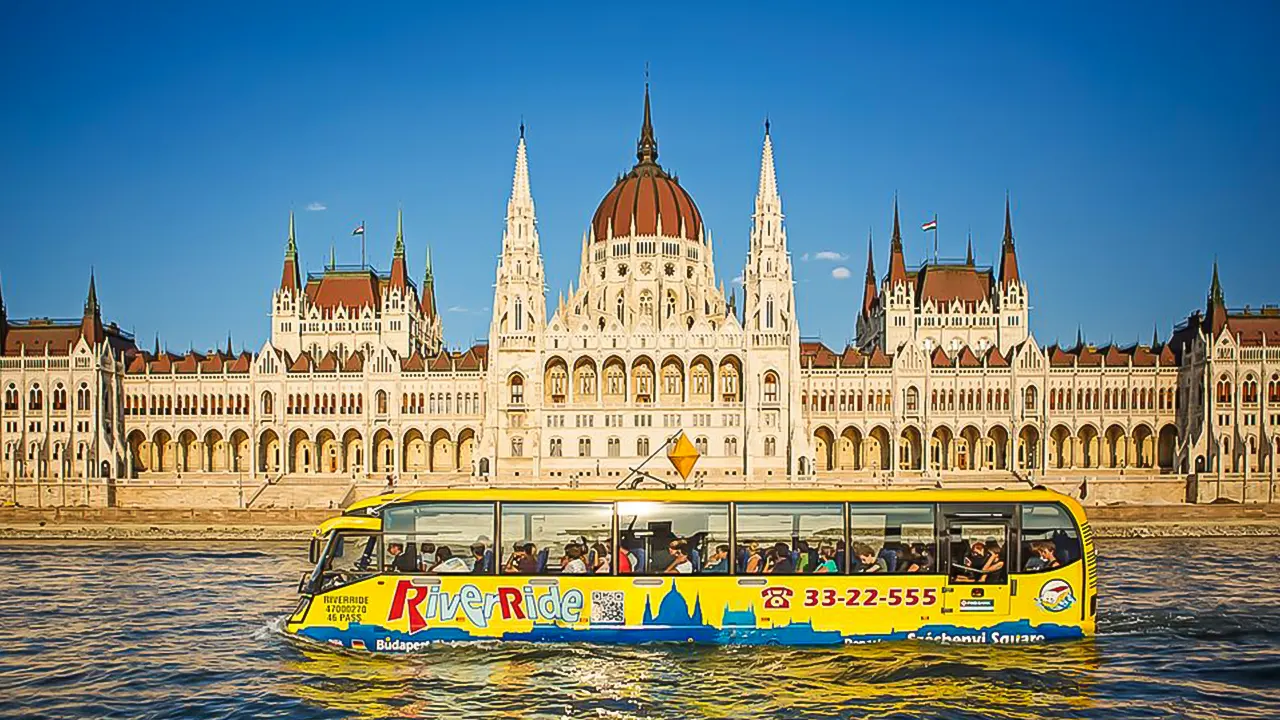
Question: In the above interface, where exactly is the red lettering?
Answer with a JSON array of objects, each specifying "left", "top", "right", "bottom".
[
  {"left": 497, "top": 587, "right": 526, "bottom": 620},
  {"left": 387, "top": 580, "right": 429, "bottom": 634}
]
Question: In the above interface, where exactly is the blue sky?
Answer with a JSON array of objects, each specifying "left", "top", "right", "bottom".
[{"left": 2, "top": 2, "right": 1277, "bottom": 353}]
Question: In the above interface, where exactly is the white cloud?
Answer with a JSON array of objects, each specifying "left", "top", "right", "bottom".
[
  {"left": 812, "top": 250, "right": 847, "bottom": 261},
  {"left": 731, "top": 274, "right": 744, "bottom": 286},
  {"left": 831, "top": 266, "right": 852, "bottom": 280},
  {"left": 306, "top": 202, "right": 327, "bottom": 212},
  {"left": 447, "top": 305, "right": 471, "bottom": 313},
  {"left": 800, "top": 252, "right": 810, "bottom": 261}
]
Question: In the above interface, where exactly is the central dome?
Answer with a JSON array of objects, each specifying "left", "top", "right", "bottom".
[{"left": 590, "top": 87, "right": 703, "bottom": 243}]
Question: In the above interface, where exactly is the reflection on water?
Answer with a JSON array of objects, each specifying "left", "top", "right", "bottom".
[{"left": 0, "top": 538, "right": 1277, "bottom": 719}]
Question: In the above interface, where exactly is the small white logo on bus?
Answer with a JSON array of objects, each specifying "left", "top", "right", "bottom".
[{"left": 1035, "top": 580, "right": 1075, "bottom": 613}]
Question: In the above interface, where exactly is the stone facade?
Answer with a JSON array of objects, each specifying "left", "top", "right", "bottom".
[{"left": 2, "top": 88, "right": 1278, "bottom": 499}]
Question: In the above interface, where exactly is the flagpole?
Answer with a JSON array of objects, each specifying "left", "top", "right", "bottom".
[
  {"left": 361, "top": 219, "right": 366, "bottom": 269},
  {"left": 932, "top": 213, "right": 938, "bottom": 263}
]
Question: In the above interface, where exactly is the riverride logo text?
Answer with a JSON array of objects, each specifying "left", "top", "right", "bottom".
[{"left": 388, "top": 581, "right": 585, "bottom": 633}]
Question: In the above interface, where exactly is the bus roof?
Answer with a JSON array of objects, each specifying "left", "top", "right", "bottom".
[{"left": 344, "top": 486, "right": 1085, "bottom": 517}]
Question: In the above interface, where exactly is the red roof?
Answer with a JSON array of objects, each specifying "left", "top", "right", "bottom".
[
  {"left": 428, "top": 351, "right": 453, "bottom": 372},
  {"left": 173, "top": 352, "right": 202, "bottom": 374},
  {"left": 305, "top": 271, "right": 381, "bottom": 313},
  {"left": 342, "top": 351, "right": 364, "bottom": 373},
  {"left": 839, "top": 346, "right": 864, "bottom": 367},
  {"left": 3, "top": 325, "right": 81, "bottom": 356},
  {"left": 800, "top": 341, "right": 838, "bottom": 369},
  {"left": 228, "top": 352, "right": 252, "bottom": 373},
  {"left": 592, "top": 169, "right": 702, "bottom": 242},
  {"left": 984, "top": 346, "right": 1010, "bottom": 368},
  {"left": 1224, "top": 313, "right": 1280, "bottom": 346},
  {"left": 930, "top": 346, "right": 951, "bottom": 368},
  {"left": 916, "top": 265, "right": 993, "bottom": 306},
  {"left": 288, "top": 352, "right": 313, "bottom": 373},
  {"left": 457, "top": 344, "right": 486, "bottom": 371},
  {"left": 315, "top": 351, "right": 339, "bottom": 372},
  {"left": 956, "top": 346, "right": 981, "bottom": 368},
  {"left": 868, "top": 346, "right": 893, "bottom": 368},
  {"left": 401, "top": 351, "right": 426, "bottom": 372}
]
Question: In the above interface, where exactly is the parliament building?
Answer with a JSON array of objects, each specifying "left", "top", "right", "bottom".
[{"left": 3, "top": 88, "right": 1279, "bottom": 496}]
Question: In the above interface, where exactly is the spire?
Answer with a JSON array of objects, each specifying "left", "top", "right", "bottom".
[
  {"left": 1151, "top": 323, "right": 1160, "bottom": 348},
  {"left": 998, "top": 193, "right": 1021, "bottom": 288},
  {"left": 1075, "top": 325, "right": 1084, "bottom": 349},
  {"left": 80, "top": 269, "right": 105, "bottom": 346},
  {"left": 966, "top": 232, "right": 974, "bottom": 266},
  {"left": 280, "top": 212, "right": 301, "bottom": 292},
  {"left": 887, "top": 196, "right": 908, "bottom": 288},
  {"left": 389, "top": 208, "right": 408, "bottom": 290},
  {"left": 1206, "top": 258, "right": 1227, "bottom": 335},
  {"left": 153, "top": 333, "right": 160, "bottom": 357},
  {"left": 862, "top": 229, "right": 878, "bottom": 319},
  {"left": 757, "top": 118, "right": 779, "bottom": 206},
  {"left": 502, "top": 124, "right": 540, "bottom": 253},
  {"left": 636, "top": 82, "right": 658, "bottom": 165},
  {"left": 226, "top": 332, "right": 233, "bottom": 356},
  {"left": 329, "top": 242, "right": 335, "bottom": 270},
  {"left": 420, "top": 245, "right": 436, "bottom": 319}
]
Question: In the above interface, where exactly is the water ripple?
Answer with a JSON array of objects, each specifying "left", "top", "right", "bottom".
[{"left": 0, "top": 538, "right": 1278, "bottom": 719}]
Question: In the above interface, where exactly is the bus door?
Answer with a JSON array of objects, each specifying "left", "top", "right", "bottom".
[{"left": 940, "top": 504, "right": 1014, "bottom": 617}]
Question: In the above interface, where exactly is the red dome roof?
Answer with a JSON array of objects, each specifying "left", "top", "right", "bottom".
[{"left": 590, "top": 85, "right": 703, "bottom": 243}]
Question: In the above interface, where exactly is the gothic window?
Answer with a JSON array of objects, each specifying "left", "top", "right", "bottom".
[
  {"left": 639, "top": 291, "right": 653, "bottom": 319},
  {"left": 376, "top": 390, "right": 388, "bottom": 415},
  {"left": 765, "top": 296, "right": 775, "bottom": 330},
  {"left": 724, "top": 436, "right": 738, "bottom": 456},
  {"left": 764, "top": 436, "right": 776, "bottom": 456},
  {"left": 662, "top": 364, "right": 682, "bottom": 397},
  {"left": 579, "top": 368, "right": 596, "bottom": 396},
  {"left": 6, "top": 384, "right": 20, "bottom": 411},
  {"left": 905, "top": 386, "right": 919, "bottom": 413},
  {"left": 509, "top": 374, "right": 525, "bottom": 405},
  {"left": 1024, "top": 386, "right": 1038, "bottom": 412},
  {"left": 666, "top": 291, "right": 677, "bottom": 318},
  {"left": 763, "top": 372, "right": 779, "bottom": 403},
  {"left": 608, "top": 437, "right": 620, "bottom": 457},
  {"left": 578, "top": 437, "right": 591, "bottom": 457},
  {"left": 28, "top": 384, "right": 42, "bottom": 411},
  {"left": 694, "top": 436, "right": 708, "bottom": 455},
  {"left": 692, "top": 366, "right": 709, "bottom": 396},
  {"left": 606, "top": 365, "right": 624, "bottom": 395},
  {"left": 637, "top": 437, "right": 650, "bottom": 456},
  {"left": 550, "top": 437, "right": 562, "bottom": 457},
  {"left": 52, "top": 384, "right": 66, "bottom": 411},
  {"left": 514, "top": 297, "right": 523, "bottom": 331}
]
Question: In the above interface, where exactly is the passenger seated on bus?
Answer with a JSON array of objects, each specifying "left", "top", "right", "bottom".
[
  {"left": 877, "top": 546, "right": 899, "bottom": 573},
  {"left": 979, "top": 540, "right": 1005, "bottom": 583},
  {"left": 834, "top": 540, "right": 847, "bottom": 574},
  {"left": 418, "top": 542, "right": 438, "bottom": 572},
  {"left": 617, "top": 540, "right": 638, "bottom": 574},
  {"left": 561, "top": 543, "right": 589, "bottom": 574},
  {"left": 703, "top": 544, "right": 730, "bottom": 574},
  {"left": 952, "top": 540, "right": 984, "bottom": 582},
  {"left": 898, "top": 543, "right": 933, "bottom": 573},
  {"left": 470, "top": 543, "right": 488, "bottom": 574},
  {"left": 812, "top": 544, "right": 839, "bottom": 573},
  {"left": 794, "top": 540, "right": 812, "bottom": 573},
  {"left": 387, "top": 541, "right": 419, "bottom": 574},
  {"left": 1024, "top": 541, "right": 1060, "bottom": 572},
  {"left": 430, "top": 546, "right": 471, "bottom": 573},
  {"left": 743, "top": 541, "right": 764, "bottom": 574},
  {"left": 852, "top": 543, "right": 887, "bottom": 573},
  {"left": 502, "top": 542, "right": 525, "bottom": 573},
  {"left": 591, "top": 542, "right": 612, "bottom": 574},
  {"left": 765, "top": 542, "right": 794, "bottom": 574},
  {"left": 664, "top": 539, "right": 694, "bottom": 574}
]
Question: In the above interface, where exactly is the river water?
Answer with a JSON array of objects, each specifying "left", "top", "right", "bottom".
[{"left": 0, "top": 538, "right": 1277, "bottom": 719}]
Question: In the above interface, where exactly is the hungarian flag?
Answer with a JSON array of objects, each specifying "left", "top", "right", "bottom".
[
  {"left": 921, "top": 219, "right": 937, "bottom": 232},
  {"left": 351, "top": 223, "right": 365, "bottom": 236}
]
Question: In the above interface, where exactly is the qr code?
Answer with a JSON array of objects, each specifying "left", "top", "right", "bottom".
[{"left": 590, "top": 590, "right": 625, "bottom": 624}]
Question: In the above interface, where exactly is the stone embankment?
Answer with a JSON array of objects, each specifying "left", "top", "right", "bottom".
[{"left": 2, "top": 504, "right": 1279, "bottom": 541}]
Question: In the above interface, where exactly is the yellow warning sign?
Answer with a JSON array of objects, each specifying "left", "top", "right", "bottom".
[{"left": 666, "top": 432, "right": 700, "bottom": 480}]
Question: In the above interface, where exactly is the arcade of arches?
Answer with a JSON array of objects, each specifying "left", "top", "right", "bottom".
[
  {"left": 812, "top": 422, "right": 1182, "bottom": 474},
  {"left": 125, "top": 427, "right": 478, "bottom": 476}
]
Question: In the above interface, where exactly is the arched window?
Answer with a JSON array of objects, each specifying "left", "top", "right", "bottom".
[
  {"left": 637, "top": 437, "right": 650, "bottom": 456},
  {"left": 639, "top": 291, "right": 653, "bottom": 319},
  {"left": 764, "top": 436, "right": 777, "bottom": 456},
  {"left": 1024, "top": 386, "right": 1038, "bottom": 412},
  {"left": 666, "top": 291, "right": 677, "bottom": 319},
  {"left": 765, "top": 295, "right": 775, "bottom": 329},
  {"left": 694, "top": 436, "right": 708, "bottom": 455},
  {"left": 905, "top": 386, "right": 919, "bottom": 413},
  {"left": 376, "top": 390, "right": 388, "bottom": 415},
  {"left": 578, "top": 437, "right": 592, "bottom": 457},
  {"left": 616, "top": 294, "right": 625, "bottom": 323},
  {"left": 52, "top": 384, "right": 66, "bottom": 411},
  {"left": 763, "top": 372, "right": 779, "bottom": 403},
  {"left": 724, "top": 436, "right": 738, "bottom": 456},
  {"left": 608, "top": 437, "right": 620, "bottom": 457},
  {"left": 509, "top": 374, "right": 525, "bottom": 405},
  {"left": 514, "top": 296, "right": 524, "bottom": 331},
  {"left": 3, "top": 384, "right": 17, "bottom": 411},
  {"left": 550, "top": 437, "right": 562, "bottom": 457},
  {"left": 28, "top": 384, "right": 42, "bottom": 411}
]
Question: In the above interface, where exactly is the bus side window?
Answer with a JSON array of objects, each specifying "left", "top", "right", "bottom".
[
  {"left": 382, "top": 502, "right": 496, "bottom": 575},
  {"left": 616, "top": 502, "right": 729, "bottom": 575},
  {"left": 735, "top": 503, "right": 843, "bottom": 575},
  {"left": 849, "top": 504, "right": 937, "bottom": 574},
  {"left": 499, "top": 503, "right": 613, "bottom": 576},
  {"left": 1018, "top": 504, "right": 1082, "bottom": 573}
]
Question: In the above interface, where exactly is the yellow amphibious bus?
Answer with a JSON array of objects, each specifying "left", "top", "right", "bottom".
[{"left": 284, "top": 488, "right": 1096, "bottom": 650}]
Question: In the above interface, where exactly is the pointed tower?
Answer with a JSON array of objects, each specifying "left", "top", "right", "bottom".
[
  {"left": 861, "top": 230, "right": 877, "bottom": 319},
  {"left": 280, "top": 211, "right": 301, "bottom": 292},
  {"left": 878, "top": 196, "right": 916, "bottom": 353},
  {"left": 419, "top": 246, "right": 443, "bottom": 354},
  {"left": 994, "top": 194, "right": 1029, "bottom": 353},
  {"left": 741, "top": 120, "right": 808, "bottom": 478},
  {"left": 486, "top": 121, "right": 549, "bottom": 481},
  {"left": 965, "top": 233, "right": 974, "bottom": 266},
  {"left": 887, "top": 197, "right": 909, "bottom": 289},
  {"left": 271, "top": 212, "right": 305, "bottom": 356},
  {"left": 389, "top": 208, "right": 408, "bottom": 291},
  {"left": 1205, "top": 259, "right": 1228, "bottom": 336},
  {"left": 80, "top": 270, "right": 106, "bottom": 346}
]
